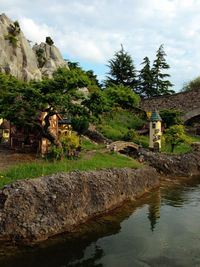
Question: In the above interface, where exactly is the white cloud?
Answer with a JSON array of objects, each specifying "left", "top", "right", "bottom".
[{"left": 2, "top": 0, "right": 200, "bottom": 90}]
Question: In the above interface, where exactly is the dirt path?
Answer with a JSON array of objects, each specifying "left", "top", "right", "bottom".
[{"left": 0, "top": 145, "right": 38, "bottom": 171}]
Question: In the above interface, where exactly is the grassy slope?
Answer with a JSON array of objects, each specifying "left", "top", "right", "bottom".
[{"left": 0, "top": 150, "right": 141, "bottom": 189}]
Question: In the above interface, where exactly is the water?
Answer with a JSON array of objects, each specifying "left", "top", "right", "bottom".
[{"left": 0, "top": 176, "right": 200, "bottom": 267}]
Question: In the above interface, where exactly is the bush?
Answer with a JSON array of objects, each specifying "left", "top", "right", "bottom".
[
  {"left": 124, "top": 129, "right": 139, "bottom": 142},
  {"left": 60, "top": 132, "right": 80, "bottom": 152},
  {"left": 71, "top": 117, "right": 89, "bottom": 135},
  {"left": 46, "top": 145, "right": 63, "bottom": 160},
  {"left": 46, "top": 36, "right": 54, "bottom": 46}
]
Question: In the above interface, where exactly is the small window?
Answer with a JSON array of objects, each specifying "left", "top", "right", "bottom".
[
  {"left": 152, "top": 123, "right": 156, "bottom": 129},
  {"left": 158, "top": 135, "right": 161, "bottom": 140}
]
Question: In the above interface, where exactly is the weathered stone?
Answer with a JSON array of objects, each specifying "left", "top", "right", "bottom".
[
  {"left": 0, "top": 13, "right": 42, "bottom": 81},
  {"left": 139, "top": 88, "right": 200, "bottom": 123},
  {"left": 32, "top": 42, "right": 69, "bottom": 78},
  {"left": 85, "top": 129, "right": 112, "bottom": 144},
  {"left": 0, "top": 167, "right": 159, "bottom": 244},
  {"left": 136, "top": 149, "right": 200, "bottom": 177},
  {"left": 0, "top": 13, "right": 69, "bottom": 82}
]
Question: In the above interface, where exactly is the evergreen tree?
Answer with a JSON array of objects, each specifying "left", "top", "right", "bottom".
[
  {"left": 105, "top": 45, "right": 137, "bottom": 91},
  {"left": 152, "top": 44, "right": 175, "bottom": 96},
  {"left": 138, "top": 56, "right": 155, "bottom": 98}
]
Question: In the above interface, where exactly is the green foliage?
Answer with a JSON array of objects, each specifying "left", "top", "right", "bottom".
[
  {"left": 0, "top": 152, "right": 141, "bottom": 189},
  {"left": 151, "top": 44, "right": 175, "bottom": 96},
  {"left": 0, "top": 68, "right": 90, "bottom": 149},
  {"left": 35, "top": 48, "right": 46, "bottom": 68},
  {"left": 60, "top": 132, "right": 80, "bottom": 152},
  {"left": 46, "top": 145, "right": 63, "bottom": 160},
  {"left": 4, "top": 21, "right": 20, "bottom": 47},
  {"left": 164, "top": 125, "right": 192, "bottom": 152},
  {"left": 160, "top": 109, "right": 183, "bottom": 128},
  {"left": 4, "top": 34, "right": 19, "bottom": 47},
  {"left": 71, "top": 117, "right": 89, "bottom": 135},
  {"left": 138, "top": 56, "right": 155, "bottom": 98},
  {"left": 81, "top": 138, "right": 105, "bottom": 150},
  {"left": 104, "top": 83, "right": 140, "bottom": 109},
  {"left": 105, "top": 45, "right": 137, "bottom": 90},
  {"left": 82, "top": 89, "right": 110, "bottom": 120},
  {"left": 66, "top": 60, "right": 101, "bottom": 91},
  {"left": 181, "top": 76, "right": 200, "bottom": 92},
  {"left": 124, "top": 129, "right": 139, "bottom": 142},
  {"left": 46, "top": 36, "right": 54, "bottom": 46},
  {"left": 98, "top": 109, "right": 145, "bottom": 141}
]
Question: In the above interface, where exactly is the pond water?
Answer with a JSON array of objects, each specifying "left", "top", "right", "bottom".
[{"left": 0, "top": 176, "right": 200, "bottom": 267}]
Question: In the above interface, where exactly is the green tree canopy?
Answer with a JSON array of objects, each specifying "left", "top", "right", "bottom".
[
  {"left": 138, "top": 56, "right": 155, "bottom": 98},
  {"left": 105, "top": 45, "right": 137, "bottom": 90},
  {"left": 165, "top": 125, "right": 191, "bottom": 152},
  {"left": 152, "top": 44, "right": 175, "bottom": 96},
  {"left": 181, "top": 76, "right": 200, "bottom": 92},
  {"left": 160, "top": 109, "right": 183, "bottom": 129},
  {"left": 82, "top": 89, "right": 110, "bottom": 120},
  {"left": 104, "top": 83, "right": 140, "bottom": 110},
  {"left": 0, "top": 68, "right": 90, "bottom": 149}
]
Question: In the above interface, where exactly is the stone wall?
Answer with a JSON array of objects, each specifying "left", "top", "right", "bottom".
[
  {"left": 0, "top": 167, "right": 159, "bottom": 244},
  {"left": 139, "top": 88, "right": 200, "bottom": 122}
]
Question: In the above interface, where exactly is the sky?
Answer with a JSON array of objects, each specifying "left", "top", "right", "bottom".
[{"left": 1, "top": 0, "right": 200, "bottom": 91}]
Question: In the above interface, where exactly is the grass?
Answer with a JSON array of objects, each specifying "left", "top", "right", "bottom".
[
  {"left": 0, "top": 151, "right": 141, "bottom": 189},
  {"left": 81, "top": 138, "right": 105, "bottom": 150},
  {"left": 98, "top": 109, "right": 145, "bottom": 141},
  {"left": 162, "top": 134, "right": 200, "bottom": 154}
]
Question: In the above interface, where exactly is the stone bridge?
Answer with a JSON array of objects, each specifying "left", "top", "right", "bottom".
[
  {"left": 107, "top": 141, "right": 139, "bottom": 152},
  {"left": 139, "top": 88, "right": 200, "bottom": 124}
]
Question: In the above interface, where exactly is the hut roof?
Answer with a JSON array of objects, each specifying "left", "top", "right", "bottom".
[
  {"left": 0, "top": 120, "right": 10, "bottom": 129},
  {"left": 149, "top": 108, "right": 162, "bottom": 121}
]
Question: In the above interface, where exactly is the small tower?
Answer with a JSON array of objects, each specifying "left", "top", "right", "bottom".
[{"left": 149, "top": 108, "right": 162, "bottom": 152}]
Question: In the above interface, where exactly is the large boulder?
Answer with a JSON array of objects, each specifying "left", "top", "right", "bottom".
[
  {"left": 0, "top": 167, "right": 159, "bottom": 244},
  {"left": 0, "top": 13, "right": 69, "bottom": 82},
  {"left": 0, "top": 13, "right": 41, "bottom": 81},
  {"left": 32, "top": 42, "right": 69, "bottom": 78}
]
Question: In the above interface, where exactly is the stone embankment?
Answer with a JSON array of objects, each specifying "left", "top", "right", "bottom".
[
  {"left": 136, "top": 144, "right": 200, "bottom": 177},
  {"left": 0, "top": 167, "right": 159, "bottom": 244}
]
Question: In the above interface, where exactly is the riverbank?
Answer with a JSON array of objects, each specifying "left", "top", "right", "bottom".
[
  {"left": 0, "top": 166, "right": 160, "bottom": 245},
  {"left": 0, "top": 144, "right": 200, "bottom": 245}
]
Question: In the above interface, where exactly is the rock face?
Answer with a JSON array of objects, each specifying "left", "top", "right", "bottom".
[
  {"left": 0, "top": 167, "right": 159, "bottom": 244},
  {"left": 0, "top": 13, "right": 68, "bottom": 81},
  {"left": 136, "top": 148, "right": 200, "bottom": 177},
  {"left": 32, "top": 42, "right": 68, "bottom": 78}
]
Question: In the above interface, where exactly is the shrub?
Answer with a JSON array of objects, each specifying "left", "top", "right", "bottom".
[
  {"left": 60, "top": 132, "right": 80, "bottom": 153},
  {"left": 71, "top": 117, "right": 89, "bottom": 136},
  {"left": 46, "top": 36, "right": 54, "bottom": 46},
  {"left": 124, "top": 129, "right": 139, "bottom": 142},
  {"left": 46, "top": 145, "right": 63, "bottom": 160}
]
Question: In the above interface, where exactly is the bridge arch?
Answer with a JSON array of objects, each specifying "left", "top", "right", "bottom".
[{"left": 183, "top": 107, "right": 200, "bottom": 124}]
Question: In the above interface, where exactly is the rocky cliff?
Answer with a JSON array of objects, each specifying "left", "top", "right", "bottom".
[
  {"left": 0, "top": 13, "right": 68, "bottom": 81},
  {"left": 0, "top": 167, "right": 159, "bottom": 244},
  {"left": 136, "top": 146, "right": 200, "bottom": 177}
]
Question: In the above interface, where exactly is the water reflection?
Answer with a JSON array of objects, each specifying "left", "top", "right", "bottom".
[
  {"left": 0, "top": 176, "right": 200, "bottom": 267},
  {"left": 147, "top": 190, "right": 161, "bottom": 231}
]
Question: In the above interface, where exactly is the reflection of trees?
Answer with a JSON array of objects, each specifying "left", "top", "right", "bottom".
[
  {"left": 148, "top": 190, "right": 161, "bottom": 231},
  {"left": 161, "top": 176, "right": 200, "bottom": 208}
]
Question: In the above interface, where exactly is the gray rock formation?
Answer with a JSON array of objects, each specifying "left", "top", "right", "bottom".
[
  {"left": 0, "top": 167, "right": 159, "bottom": 244},
  {"left": 32, "top": 42, "right": 68, "bottom": 78},
  {"left": 0, "top": 13, "right": 68, "bottom": 81},
  {"left": 136, "top": 148, "right": 200, "bottom": 177}
]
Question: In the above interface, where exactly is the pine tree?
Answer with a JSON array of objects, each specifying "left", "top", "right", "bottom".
[
  {"left": 152, "top": 44, "right": 175, "bottom": 96},
  {"left": 105, "top": 45, "right": 137, "bottom": 91},
  {"left": 138, "top": 56, "right": 155, "bottom": 98}
]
